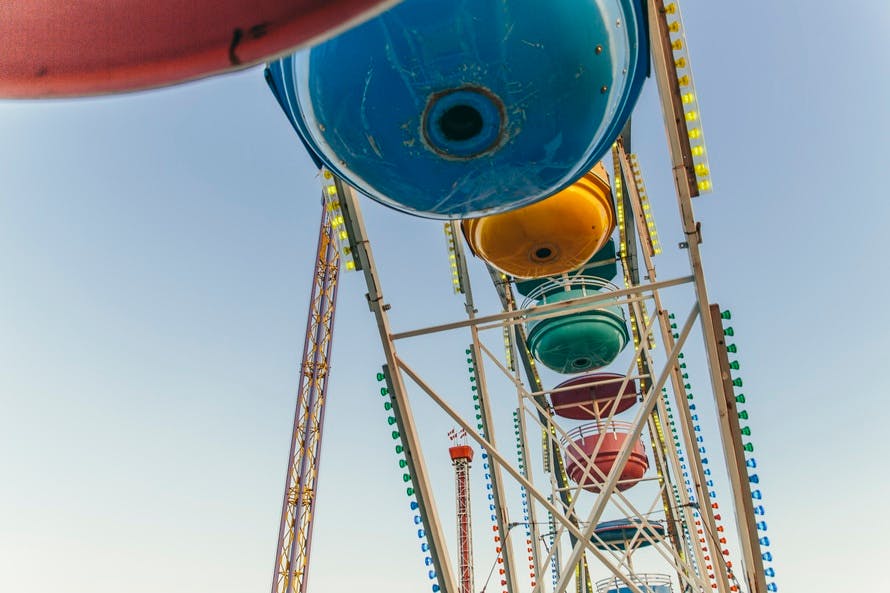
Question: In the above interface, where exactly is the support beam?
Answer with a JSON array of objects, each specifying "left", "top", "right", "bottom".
[
  {"left": 337, "top": 180, "right": 459, "bottom": 593},
  {"left": 709, "top": 305, "right": 768, "bottom": 593}
]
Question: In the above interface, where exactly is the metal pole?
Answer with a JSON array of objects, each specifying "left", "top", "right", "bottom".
[
  {"left": 271, "top": 200, "right": 341, "bottom": 593},
  {"left": 617, "top": 142, "right": 730, "bottom": 593},
  {"left": 337, "top": 181, "right": 460, "bottom": 593},
  {"left": 709, "top": 305, "right": 768, "bottom": 593},
  {"left": 648, "top": 2, "right": 765, "bottom": 590},
  {"left": 451, "top": 221, "right": 521, "bottom": 593}
]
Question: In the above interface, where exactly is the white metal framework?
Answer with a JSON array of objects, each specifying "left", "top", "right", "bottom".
[{"left": 275, "top": 2, "right": 768, "bottom": 593}]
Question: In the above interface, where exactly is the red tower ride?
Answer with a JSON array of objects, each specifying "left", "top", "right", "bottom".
[{"left": 448, "top": 429, "right": 475, "bottom": 593}]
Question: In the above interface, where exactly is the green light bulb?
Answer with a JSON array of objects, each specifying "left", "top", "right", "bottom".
[
  {"left": 721, "top": 309, "right": 732, "bottom": 320},
  {"left": 399, "top": 459, "right": 408, "bottom": 468},
  {"left": 406, "top": 487, "right": 414, "bottom": 496},
  {"left": 724, "top": 327, "right": 735, "bottom": 336},
  {"left": 741, "top": 426, "right": 751, "bottom": 436},
  {"left": 727, "top": 344, "right": 737, "bottom": 353},
  {"left": 732, "top": 378, "right": 743, "bottom": 387},
  {"left": 376, "top": 372, "right": 385, "bottom": 381},
  {"left": 391, "top": 431, "right": 400, "bottom": 440},
  {"left": 387, "top": 416, "right": 396, "bottom": 426},
  {"left": 735, "top": 394, "right": 746, "bottom": 404},
  {"left": 743, "top": 443, "right": 754, "bottom": 452},
  {"left": 738, "top": 411, "right": 748, "bottom": 420},
  {"left": 729, "top": 361, "right": 740, "bottom": 370},
  {"left": 402, "top": 473, "right": 411, "bottom": 482},
  {"left": 384, "top": 402, "right": 392, "bottom": 410},
  {"left": 395, "top": 445, "right": 404, "bottom": 454},
  {"left": 682, "top": 373, "right": 689, "bottom": 379},
  {"left": 380, "top": 387, "right": 389, "bottom": 396}
]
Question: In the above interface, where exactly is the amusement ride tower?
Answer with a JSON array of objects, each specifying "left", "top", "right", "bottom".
[{"left": 449, "top": 429, "right": 475, "bottom": 593}]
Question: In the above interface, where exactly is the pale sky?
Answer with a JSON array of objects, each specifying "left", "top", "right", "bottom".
[{"left": 1, "top": 2, "right": 889, "bottom": 593}]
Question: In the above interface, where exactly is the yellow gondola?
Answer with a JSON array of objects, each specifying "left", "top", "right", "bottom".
[{"left": 462, "top": 163, "right": 614, "bottom": 279}]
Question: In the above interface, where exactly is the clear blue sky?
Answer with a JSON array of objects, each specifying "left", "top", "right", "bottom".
[{"left": 1, "top": 2, "right": 888, "bottom": 592}]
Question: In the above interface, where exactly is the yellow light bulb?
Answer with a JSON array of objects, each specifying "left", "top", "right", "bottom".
[
  {"left": 675, "top": 57, "right": 687, "bottom": 69},
  {"left": 671, "top": 39, "right": 684, "bottom": 51},
  {"left": 665, "top": 3, "right": 678, "bottom": 14},
  {"left": 694, "top": 164, "right": 709, "bottom": 176},
  {"left": 688, "top": 128, "right": 702, "bottom": 139},
  {"left": 326, "top": 185, "right": 337, "bottom": 195},
  {"left": 681, "top": 92, "right": 695, "bottom": 104},
  {"left": 691, "top": 145, "right": 705, "bottom": 157},
  {"left": 339, "top": 230, "right": 348, "bottom": 240},
  {"left": 698, "top": 180, "right": 713, "bottom": 191},
  {"left": 678, "top": 75, "right": 690, "bottom": 86},
  {"left": 685, "top": 110, "right": 698, "bottom": 121},
  {"left": 323, "top": 170, "right": 333, "bottom": 179},
  {"left": 669, "top": 21, "right": 681, "bottom": 33}
]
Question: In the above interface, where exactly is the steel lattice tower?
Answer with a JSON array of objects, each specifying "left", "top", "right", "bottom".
[
  {"left": 271, "top": 184, "right": 341, "bottom": 593},
  {"left": 449, "top": 430, "right": 475, "bottom": 593}
]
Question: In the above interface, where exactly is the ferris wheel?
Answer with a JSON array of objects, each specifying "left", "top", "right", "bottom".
[
  {"left": 264, "top": 2, "right": 777, "bottom": 593},
  {"left": 0, "top": 2, "right": 778, "bottom": 593}
]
